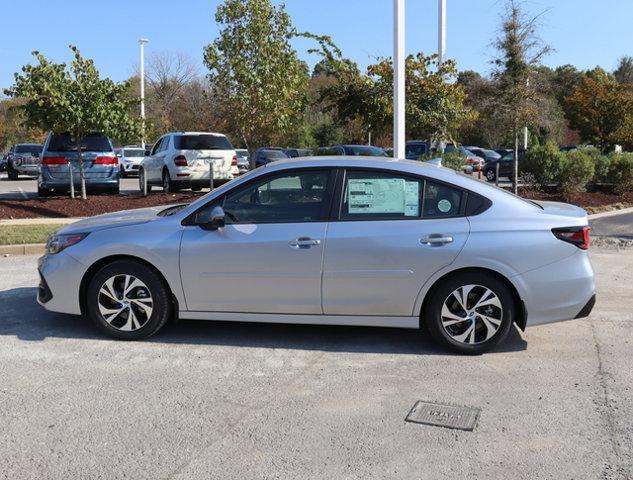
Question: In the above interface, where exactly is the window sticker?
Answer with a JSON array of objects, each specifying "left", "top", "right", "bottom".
[
  {"left": 404, "top": 181, "right": 420, "bottom": 216},
  {"left": 437, "top": 199, "right": 452, "bottom": 213},
  {"left": 347, "top": 178, "right": 419, "bottom": 216}
]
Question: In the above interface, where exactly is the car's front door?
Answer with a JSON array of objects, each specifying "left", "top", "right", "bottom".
[
  {"left": 179, "top": 168, "right": 335, "bottom": 313},
  {"left": 322, "top": 169, "right": 470, "bottom": 317}
]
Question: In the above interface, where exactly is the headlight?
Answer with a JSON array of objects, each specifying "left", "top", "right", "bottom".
[{"left": 45, "top": 233, "right": 89, "bottom": 255}]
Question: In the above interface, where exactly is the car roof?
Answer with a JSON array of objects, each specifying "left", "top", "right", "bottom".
[{"left": 168, "top": 131, "right": 227, "bottom": 136}]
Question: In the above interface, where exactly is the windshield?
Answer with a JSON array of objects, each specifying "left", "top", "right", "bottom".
[
  {"left": 236, "top": 149, "right": 249, "bottom": 157},
  {"left": 345, "top": 146, "right": 388, "bottom": 156},
  {"left": 174, "top": 134, "right": 233, "bottom": 150},
  {"left": 123, "top": 149, "right": 145, "bottom": 158},
  {"left": 47, "top": 133, "right": 112, "bottom": 153},
  {"left": 15, "top": 144, "right": 42, "bottom": 155},
  {"left": 262, "top": 150, "right": 288, "bottom": 159}
]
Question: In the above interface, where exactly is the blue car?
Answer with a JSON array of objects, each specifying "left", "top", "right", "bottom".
[{"left": 38, "top": 132, "right": 120, "bottom": 196}]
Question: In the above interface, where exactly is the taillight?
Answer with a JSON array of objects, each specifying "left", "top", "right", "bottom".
[
  {"left": 42, "top": 156, "right": 68, "bottom": 165},
  {"left": 466, "top": 158, "right": 473, "bottom": 164},
  {"left": 174, "top": 155, "right": 188, "bottom": 167},
  {"left": 231, "top": 155, "right": 238, "bottom": 166},
  {"left": 94, "top": 156, "right": 118, "bottom": 165},
  {"left": 552, "top": 226, "right": 590, "bottom": 250}
]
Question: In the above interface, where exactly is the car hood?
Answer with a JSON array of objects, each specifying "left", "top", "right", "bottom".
[{"left": 57, "top": 205, "right": 177, "bottom": 234}]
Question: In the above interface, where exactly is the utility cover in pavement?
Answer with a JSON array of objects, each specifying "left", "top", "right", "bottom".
[{"left": 405, "top": 401, "right": 480, "bottom": 431}]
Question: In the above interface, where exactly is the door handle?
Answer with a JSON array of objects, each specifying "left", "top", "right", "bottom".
[
  {"left": 420, "top": 234, "right": 453, "bottom": 246},
  {"left": 289, "top": 237, "right": 321, "bottom": 249}
]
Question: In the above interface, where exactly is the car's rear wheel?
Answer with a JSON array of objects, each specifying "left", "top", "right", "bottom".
[
  {"left": 423, "top": 272, "right": 514, "bottom": 355},
  {"left": 138, "top": 169, "right": 152, "bottom": 193},
  {"left": 163, "top": 170, "right": 175, "bottom": 192},
  {"left": 86, "top": 260, "right": 172, "bottom": 340}
]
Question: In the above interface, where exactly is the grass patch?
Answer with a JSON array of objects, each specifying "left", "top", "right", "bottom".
[{"left": 0, "top": 224, "right": 66, "bottom": 245}]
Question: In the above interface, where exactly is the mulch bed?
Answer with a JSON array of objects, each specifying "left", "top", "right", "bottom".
[
  {"left": 1, "top": 188, "right": 632, "bottom": 220},
  {"left": 0, "top": 192, "right": 205, "bottom": 219}
]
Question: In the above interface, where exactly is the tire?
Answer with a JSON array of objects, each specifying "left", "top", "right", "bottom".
[
  {"left": 120, "top": 169, "right": 127, "bottom": 179},
  {"left": 423, "top": 271, "right": 514, "bottom": 355},
  {"left": 485, "top": 169, "right": 496, "bottom": 182},
  {"left": 38, "top": 186, "right": 50, "bottom": 197},
  {"left": 110, "top": 185, "right": 120, "bottom": 195},
  {"left": 191, "top": 186, "right": 202, "bottom": 192},
  {"left": 7, "top": 165, "right": 18, "bottom": 180},
  {"left": 86, "top": 260, "right": 172, "bottom": 340},
  {"left": 139, "top": 169, "right": 152, "bottom": 193},
  {"left": 162, "top": 170, "right": 175, "bottom": 193}
]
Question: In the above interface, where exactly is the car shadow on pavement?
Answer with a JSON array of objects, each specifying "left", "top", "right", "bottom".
[{"left": 0, "top": 287, "right": 527, "bottom": 355}]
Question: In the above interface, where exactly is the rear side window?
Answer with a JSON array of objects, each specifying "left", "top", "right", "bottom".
[
  {"left": 341, "top": 170, "right": 423, "bottom": 220},
  {"left": 340, "top": 170, "right": 465, "bottom": 220},
  {"left": 174, "top": 134, "right": 232, "bottom": 150},
  {"left": 423, "top": 181, "right": 463, "bottom": 218},
  {"left": 47, "top": 133, "right": 112, "bottom": 153}
]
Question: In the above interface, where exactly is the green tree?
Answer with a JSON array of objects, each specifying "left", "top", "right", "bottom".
[
  {"left": 492, "top": 0, "right": 551, "bottom": 193},
  {"left": 4, "top": 46, "right": 141, "bottom": 199},
  {"left": 564, "top": 68, "right": 633, "bottom": 152},
  {"left": 614, "top": 56, "right": 633, "bottom": 84},
  {"left": 203, "top": 0, "right": 310, "bottom": 160}
]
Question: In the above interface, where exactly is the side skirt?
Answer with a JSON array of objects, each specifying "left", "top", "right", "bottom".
[{"left": 179, "top": 311, "right": 419, "bottom": 329}]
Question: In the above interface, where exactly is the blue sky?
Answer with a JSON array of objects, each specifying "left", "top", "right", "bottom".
[{"left": 1, "top": 0, "right": 632, "bottom": 90}]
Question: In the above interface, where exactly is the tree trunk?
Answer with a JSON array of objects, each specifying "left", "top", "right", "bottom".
[
  {"left": 76, "top": 132, "right": 87, "bottom": 200},
  {"left": 513, "top": 128, "right": 519, "bottom": 195}
]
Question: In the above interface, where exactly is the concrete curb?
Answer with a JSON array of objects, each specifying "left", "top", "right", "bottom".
[
  {"left": 588, "top": 206, "right": 633, "bottom": 220},
  {"left": 0, "top": 243, "right": 45, "bottom": 256}
]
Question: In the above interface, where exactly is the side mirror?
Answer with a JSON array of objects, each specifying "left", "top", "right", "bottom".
[
  {"left": 200, "top": 206, "right": 226, "bottom": 231},
  {"left": 145, "top": 150, "right": 151, "bottom": 156}
]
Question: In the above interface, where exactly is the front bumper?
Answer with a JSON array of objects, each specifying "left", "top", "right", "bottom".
[
  {"left": 14, "top": 164, "right": 40, "bottom": 176},
  {"left": 37, "top": 252, "right": 85, "bottom": 315},
  {"left": 122, "top": 162, "right": 141, "bottom": 174}
]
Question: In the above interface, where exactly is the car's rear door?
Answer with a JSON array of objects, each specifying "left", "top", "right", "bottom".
[
  {"left": 179, "top": 168, "right": 336, "bottom": 313},
  {"left": 322, "top": 169, "right": 470, "bottom": 317}
]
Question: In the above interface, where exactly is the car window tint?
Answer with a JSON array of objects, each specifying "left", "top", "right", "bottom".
[
  {"left": 220, "top": 170, "right": 331, "bottom": 224},
  {"left": 341, "top": 170, "right": 423, "bottom": 220},
  {"left": 159, "top": 136, "right": 170, "bottom": 152},
  {"left": 174, "top": 134, "right": 232, "bottom": 150},
  {"left": 423, "top": 181, "right": 463, "bottom": 218},
  {"left": 150, "top": 138, "right": 163, "bottom": 155},
  {"left": 47, "top": 133, "right": 111, "bottom": 153}
]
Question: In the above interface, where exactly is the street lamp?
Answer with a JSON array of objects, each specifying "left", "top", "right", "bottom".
[
  {"left": 393, "top": 0, "right": 405, "bottom": 159},
  {"left": 438, "top": 0, "right": 446, "bottom": 64},
  {"left": 139, "top": 38, "right": 149, "bottom": 149}
]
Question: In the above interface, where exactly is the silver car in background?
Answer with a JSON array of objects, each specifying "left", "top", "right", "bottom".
[
  {"left": 37, "top": 157, "right": 595, "bottom": 354},
  {"left": 6, "top": 143, "right": 43, "bottom": 179}
]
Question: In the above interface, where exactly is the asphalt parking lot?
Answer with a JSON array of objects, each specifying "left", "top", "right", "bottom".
[{"left": 0, "top": 249, "right": 631, "bottom": 479}]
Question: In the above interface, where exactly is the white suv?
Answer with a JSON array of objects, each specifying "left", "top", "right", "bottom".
[
  {"left": 116, "top": 145, "right": 145, "bottom": 177},
  {"left": 139, "top": 132, "right": 238, "bottom": 192}
]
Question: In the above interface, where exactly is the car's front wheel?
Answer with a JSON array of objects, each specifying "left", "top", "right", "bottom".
[
  {"left": 7, "top": 165, "right": 18, "bottom": 180},
  {"left": 86, "top": 260, "right": 172, "bottom": 340},
  {"left": 424, "top": 271, "right": 514, "bottom": 354}
]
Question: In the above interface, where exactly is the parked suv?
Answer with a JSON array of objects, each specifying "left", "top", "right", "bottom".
[
  {"left": 6, "top": 143, "right": 43, "bottom": 179},
  {"left": 483, "top": 150, "right": 526, "bottom": 182},
  {"left": 116, "top": 145, "right": 145, "bottom": 177},
  {"left": 38, "top": 133, "right": 119, "bottom": 196},
  {"left": 140, "top": 132, "right": 236, "bottom": 192}
]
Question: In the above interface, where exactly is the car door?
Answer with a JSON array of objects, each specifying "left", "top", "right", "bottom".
[
  {"left": 322, "top": 169, "right": 470, "bottom": 317},
  {"left": 179, "top": 168, "right": 336, "bottom": 313},
  {"left": 145, "top": 137, "right": 163, "bottom": 183}
]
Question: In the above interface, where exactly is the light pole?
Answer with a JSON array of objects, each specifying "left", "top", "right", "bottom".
[
  {"left": 393, "top": 0, "right": 405, "bottom": 159},
  {"left": 438, "top": 0, "right": 446, "bottom": 65},
  {"left": 139, "top": 38, "right": 149, "bottom": 149}
]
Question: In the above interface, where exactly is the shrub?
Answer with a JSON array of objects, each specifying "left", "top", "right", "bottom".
[
  {"left": 607, "top": 153, "right": 633, "bottom": 193},
  {"left": 420, "top": 152, "right": 465, "bottom": 171},
  {"left": 523, "top": 143, "right": 566, "bottom": 187},
  {"left": 559, "top": 149, "right": 595, "bottom": 194},
  {"left": 593, "top": 154, "right": 611, "bottom": 184}
]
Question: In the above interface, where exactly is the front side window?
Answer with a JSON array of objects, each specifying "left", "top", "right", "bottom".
[
  {"left": 195, "top": 170, "right": 332, "bottom": 224},
  {"left": 150, "top": 138, "right": 163, "bottom": 156}
]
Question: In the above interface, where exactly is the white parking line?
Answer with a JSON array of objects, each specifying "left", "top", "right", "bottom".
[{"left": 17, "top": 188, "right": 28, "bottom": 199}]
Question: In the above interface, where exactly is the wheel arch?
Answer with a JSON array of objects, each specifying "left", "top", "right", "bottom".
[
  {"left": 79, "top": 254, "right": 179, "bottom": 319},
  {"left": 418, "top": 267, "right": 527, "bottom": 331}
]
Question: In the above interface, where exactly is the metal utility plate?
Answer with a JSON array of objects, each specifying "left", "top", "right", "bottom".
[{"left": 405, "top": 401, "right": 480, "bottom": 431}]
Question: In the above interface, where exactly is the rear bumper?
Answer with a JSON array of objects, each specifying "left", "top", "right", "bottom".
[
  {"left": 514, "top": 251, "right": 596, "bottom": 327},
  {"left": 39, "top": 167, "right": 119, "bottom": 190}
]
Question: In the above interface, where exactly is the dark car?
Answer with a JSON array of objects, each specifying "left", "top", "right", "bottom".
[
  {"left": 483, "top": 150, "right": 526, "bottom": 182},
  {"left": 6, "top": 143, "right": 43, "bottom": 179},
  {"left": 38, "top": 132, "right": 119, "bottom": 196},
  {"left": 405, "top": 140, "right": 431, "bottom": 160},
  {"left": 284, "top": 148, "right": 312, "bottom": 158},
  {"left": 464, "top": 146, "right": 501, "bottom": 163},
  {"left": 317, "top": 145, "right": 388, "bottom": 157},
  {"left": 254, "top": 148, "right": 289, "bottom": 167}
]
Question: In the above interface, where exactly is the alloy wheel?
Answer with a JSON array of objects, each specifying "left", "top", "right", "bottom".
[
  {"left": 97, "top": 274, "right": 153, "bottom": 332},
  {"left": 440, "top": 284, "right": 503, "bottom": 345}
]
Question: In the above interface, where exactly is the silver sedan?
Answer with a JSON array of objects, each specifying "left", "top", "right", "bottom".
[{"left": 38, "top": 157, "right": 595, "bottom": 354}]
